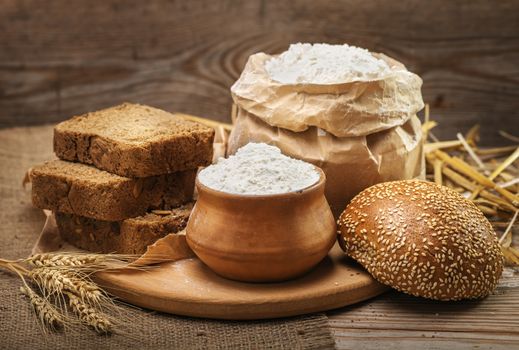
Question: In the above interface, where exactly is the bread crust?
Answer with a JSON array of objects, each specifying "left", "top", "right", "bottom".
[
  {"left": 56, "top": 204, "right": 193, "bottom": 254},
  {"left": 54, "top": 103, "right": 214, "bottom": 178},
  {"left": 338, "top": 180, "right": 504, "bottom": 300},
  {"left": 31, "top": 160, "right": 195, "bottom": 221}
]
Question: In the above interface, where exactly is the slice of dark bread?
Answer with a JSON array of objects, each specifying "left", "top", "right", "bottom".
[
  {"left": 54, "top": 103, "right": 215, "bottom": 178},
  {"left": 56, "top": 203, "right": 193, "bottom": 254},
  {"left": 31, "top": 160, "right": 195, "bottom": 221}
]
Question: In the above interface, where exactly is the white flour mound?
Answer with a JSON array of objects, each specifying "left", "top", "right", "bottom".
[
  {"left": 198, "top": 143, "right": 320, "bottom": 195},
  {"left": 265, "top": 43, "right": 391, "bottom": 84}
]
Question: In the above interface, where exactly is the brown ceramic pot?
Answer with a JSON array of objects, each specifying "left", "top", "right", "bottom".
[{"left": 186, "top": 168, "right": 337, "bottom": 282}]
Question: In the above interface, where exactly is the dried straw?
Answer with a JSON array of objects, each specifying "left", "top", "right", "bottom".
[{"left": 425, "top": 115, "right": 519, "bottom": 265}]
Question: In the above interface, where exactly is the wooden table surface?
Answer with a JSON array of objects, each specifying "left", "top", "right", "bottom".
[
  {"left": 1, "top": 1, "right": 519, "bottom": 349},
  {"left": 327, "top": 268, "right": 519, "bottom": 349}
]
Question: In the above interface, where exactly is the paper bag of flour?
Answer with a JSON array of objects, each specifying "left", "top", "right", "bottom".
[{"left": 228, "top": 51, "right": 425, "bottom": 217}]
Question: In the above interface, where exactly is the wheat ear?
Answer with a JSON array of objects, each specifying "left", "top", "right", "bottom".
[
  {"left": 29, "top": 268, "right": 104, "bottom": 304},
  {"left": 66, "top": 292, "right": 113, "bottom": 334},
  {"left": 1, "top": 261, "right": 63, "bottom": 331},
  {"left": 26, "top": 253, "right": 103, "bottom": 268},
  {"left": 20, "top": 285, "right": 64, "bottom": 332},
  {"left": 0, "top": 253, "right": 139, "bottom": 334}
]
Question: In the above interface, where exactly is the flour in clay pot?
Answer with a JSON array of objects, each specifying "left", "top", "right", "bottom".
[{"left": 198, "top": 143, "right": 320, "bottom": 195}]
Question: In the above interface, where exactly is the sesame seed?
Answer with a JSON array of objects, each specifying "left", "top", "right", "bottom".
[{"left": 337, "top": 180, "right": 504, "bottom": 301}]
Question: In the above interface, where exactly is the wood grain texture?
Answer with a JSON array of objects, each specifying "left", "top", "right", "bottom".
[
  {"left": 95, "top": 245, "right": 387, "bottom": 320},
  {"left": 328, "top": 266, "right": 519, "bottom": 349},
  {"left": 0, "top": 0, "right": 518, "bottom": 144}
]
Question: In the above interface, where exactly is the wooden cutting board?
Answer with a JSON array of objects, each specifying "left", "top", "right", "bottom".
[{"left": 95, "top": 244, "right": 388, "bottom": 320}]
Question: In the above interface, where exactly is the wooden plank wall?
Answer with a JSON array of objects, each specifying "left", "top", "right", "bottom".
[{"left": 0, "top": 0, "right": 518, "bottom": 144}]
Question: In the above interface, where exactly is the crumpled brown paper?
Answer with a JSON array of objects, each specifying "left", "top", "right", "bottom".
[
  {"left": 230, "top": 53, "right": 424, "bottom": 138},
  {"left": 212, "top": 124, "right": 230, "bottom": 161},
  {"left": 229, "top": 51, "right": 425, "bottom": 217}
]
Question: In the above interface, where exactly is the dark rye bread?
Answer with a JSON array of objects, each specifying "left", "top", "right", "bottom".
[
  {"left": 31, "top": 160, "right": 195, "bottom": 221},
  {"left": 56, "top": 203, "right": 193, "bottom": 254},
  {"left": 54, "top": 103, "right": 215, "bottom": 178}
]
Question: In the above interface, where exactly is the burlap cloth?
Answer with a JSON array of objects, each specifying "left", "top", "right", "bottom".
[{"left": 0, "top": 125, "right": 336, "bottom": 350}]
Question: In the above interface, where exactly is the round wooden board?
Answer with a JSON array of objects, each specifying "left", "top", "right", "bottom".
[{"left": 95, "top": 244, "right": 388, "bottom": 320}]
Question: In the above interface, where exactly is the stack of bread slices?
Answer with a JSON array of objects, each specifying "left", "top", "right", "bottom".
[{"left": 31, "top": 103, "right": 215, "bottom": 254}]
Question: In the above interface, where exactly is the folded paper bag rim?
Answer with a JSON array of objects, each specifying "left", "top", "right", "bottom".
[{"left": 230, "top": 52, "right": 424, "bottom": 138}]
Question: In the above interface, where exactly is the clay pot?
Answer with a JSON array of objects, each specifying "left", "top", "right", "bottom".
[{"left": 186, "top": 168, "right": 337, "bottom": 282}]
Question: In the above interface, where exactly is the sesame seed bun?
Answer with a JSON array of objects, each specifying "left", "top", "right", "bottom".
[{"left": 338, "top": 180, "right": 504, "bottom": 301}]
